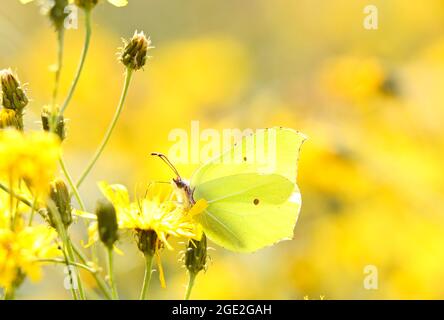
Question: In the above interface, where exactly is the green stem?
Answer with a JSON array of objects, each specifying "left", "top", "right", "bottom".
[
  {"left": 47, "top": 201, "right": 86, "bottom": 300},
  {"left": 61, "top": 243, "right": 78, "bottom": 300},
  {"left": 27, "top": 195, "right": 39, "bottom": 226},
  {"left": 66, "top": 237, "right": 86, "bottom": 300},
  {"left": 72, "top": 243, "right": 112, "bottom": 300},
  {"left": 59, "top": 8, "right": 92, "bottom": 116},
  {"left": 107, "top": 247, "right": 119, "bottom": 300},
  {"left": 53, "top": 29, "right": 65, "bottom": 106},
  {"left": 184, "top": 272, "right": 197, "bottom": 300},
  {"left": 139, "top": 253, "right": 154, "bottom": 300},
  {"left": 59, "top": 156, "right": 86, "bottom": 212},
  {"left": 0, "top": 182, "right": 33, "bottom": 208},
  {"left": 76, "top": 68, "right": 134, "bottom": 188},
  {"left": 37, "top": 258, "right": 96, "bottom": 273}
]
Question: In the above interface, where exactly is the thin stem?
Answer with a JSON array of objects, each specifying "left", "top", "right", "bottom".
[
  {"left": 139, "top": 253, "right": 154, "bottom": 300},
  {"left": 47, "top": 201, "right": 85, "bottom": 300},
  {"left": 66, "top": 237, "right": 86, "bottom": 300},
  {"left": 59, "top": 8, "right": 92, "bottom": 116},
  {"left": 27, "top": 195, "right": 38, "bottom": 226},
  {"left": 76, "top": 68, "right": 134, "bottom": 188},
  {"left": 59, "top": 156, "right": 86, "bottom": 212},
  {"left": 0, "top": 182, "right": 33, "bottom": 208},
  {"left": 8, "top": 176, "right": 14, "bottom": 229},
  {"left": 61, "top": 243, "right": 78, "bottom": 300},
  {"left": 107, "top": 247, "right": 119, "bottom": 300},
  {"left": 184, "top": 272, "right": 197, "bottom": 300},
  {"left": 72, "top": 243, "right": 112, "bottom": 300},
  {"left": 37, "top": 258, "right": 96, "bottom": 274},
  {"left": 52, "top": 29, "right": 65, "bottom": 106}
]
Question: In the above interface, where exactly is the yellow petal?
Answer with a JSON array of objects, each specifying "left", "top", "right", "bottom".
[
  {"left": 189, "top": 199, "right": 208, "bottom": 217},
  {"left": 98, "top": 181, "right": 131, "bottom": 209},
  {"left": 72, "top": 209, "right": 97, "bottom": 220}
]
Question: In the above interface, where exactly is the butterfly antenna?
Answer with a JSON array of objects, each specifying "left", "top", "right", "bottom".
[{"left": 150, "top": 152, "right": 182, "bottom": 179}]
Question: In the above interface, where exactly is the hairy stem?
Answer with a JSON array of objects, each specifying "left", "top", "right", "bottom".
[
  {"left": 59, "top": 156, "right": 86, "bottom": 212},
  {"left": 184, "top": 272, "right": 197, "bottom": 300},
  {"left": 59, "top": 8, "right": 92, "bottom": 116},
  {"left": 139, "top": 253, "right": 154, "bottom": 300},
  {"left": 107, "top": 247, "right": 119, "bottom": 300},
  {"left": 52, "top": 29, "right": 65, "bottom": 106}
]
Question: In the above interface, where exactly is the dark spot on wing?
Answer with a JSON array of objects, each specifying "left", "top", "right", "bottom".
[
  {"left": 253, "top": 198, "right": 260, "bottom": 205},
  {"left": 243, "top": 156, "right": 247, "bottom": 161}
]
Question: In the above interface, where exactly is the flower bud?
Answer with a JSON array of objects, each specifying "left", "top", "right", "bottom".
[
  {"left": 0, "top": 109, "right": 21, "bottom": 130},
  {"left": 95, "top": 198, "right": 118, "bottom": 249},
  {"left": 49, "top": 179, "right": 73, "bottom": 228},
  {"left": 41, "top": 106, "right": 66, "bottom": 141},
  {"left": 1, "top": 69, "right": 28, "bottom": 112},
  {"left": 136, "top": 229, "right": 157, "bottom": 256},
  {"left": 119, "top": 31, "right": 152, "bottom": 70},
  {"left": 185, "top": 233, "right": 208, "bottom": 275},
  {"left": 49, "top": 0, "right": 69, "bottom": 31},
  {"left": 74, "top": 0, "right": 98, "bottom": 10}
]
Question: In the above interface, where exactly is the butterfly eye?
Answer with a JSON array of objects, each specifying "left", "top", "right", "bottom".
[{"left": 253, "top": 198, "right": 260, "bottom": 205}]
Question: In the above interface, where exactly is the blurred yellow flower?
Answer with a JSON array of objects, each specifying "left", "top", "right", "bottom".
[
  {"left": 0, "top": 224, "right": 60, "bottom": 289},
  {"left": 0, "top": 130, "right": 60, "bottom": 197},
  {"left": 319, "top": 55, "right": 385, "bottom": 102}
]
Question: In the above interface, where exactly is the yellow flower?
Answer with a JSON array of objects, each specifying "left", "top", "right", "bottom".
[
  {"left": 80, "top": 182, "right": 206, "bottom": 250},
  {"left": 0, "top": 130, "right": 60, "bottom": 197},
  {"left": 104, "top": 181, "right": 204, "bottom": 248},
  {"left": 0, "top": 224, "right": 60, "bottom": 289}
]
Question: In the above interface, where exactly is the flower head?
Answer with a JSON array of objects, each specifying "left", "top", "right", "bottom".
[
  {"left": 119, "top": 31, "right": 152, "bottom": 71},
  {"left": 0, "top": 109, "right": 21, "bottom": 130},
  {"left": 95, "top": 198, "right": 118, "bottom": 249},
  {"left": 98, "top": 181, "right": 203, "bottom": 250},
  {"left": 41, "top": 105, "right": 66, "bottom": 141},
  {"left": 0, "top": 130, "right": 61, "bottom": 197},
  {"left": 185, "top": 233, "right": 208, "bottom": 275},
  {"left": 1, "top": 69, "right": 28, "bottom": 114},
  {"left": 0, "top": 225, "right": 60, "bottom": 289},
  {"left": 48, "top": 179, "right": 73, "bottom": 229}
]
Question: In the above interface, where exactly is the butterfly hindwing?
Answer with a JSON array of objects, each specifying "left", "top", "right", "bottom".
[
  {"left": 190, "top": 127, "right": 306, "bottom": 252},
  {"left": 194, "top": 173, "right": 300, "bottom": 252}
]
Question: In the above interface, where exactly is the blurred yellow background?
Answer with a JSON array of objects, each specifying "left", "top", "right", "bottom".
[{"left": 1, "top": 0, "right": 444, "bottom": 299}]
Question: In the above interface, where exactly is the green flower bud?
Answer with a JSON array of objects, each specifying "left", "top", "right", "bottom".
[
  {"left": 41, "top": 106, "right": 66, "bottom": 141},
  {"left": 75, "top": 0, "right": 98, "bottom": 10},
  {"left": 119, "top": 31, "right": 152, "bottom": 70},
  {"left": 185, "top": 233, "right": 208, "bottom": 275},
  {"left": 0, "top": 69, "right": 28, "bottom": 112},
  {"left": 49, "top": 179, "right": 73, "bottom": 228},
  {"left": 95, "top": 199, "right": 118, "bottom": 249},
  {"left": 0, "top": 109, "right": 21, "bottom": 130},
  {"left": 136, "top": 229, "right": 157, "bottom": 256}
]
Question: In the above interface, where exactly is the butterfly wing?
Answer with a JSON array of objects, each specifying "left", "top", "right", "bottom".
[{"left": 191, "top": 127, "right": 306, "bottom": 252}]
